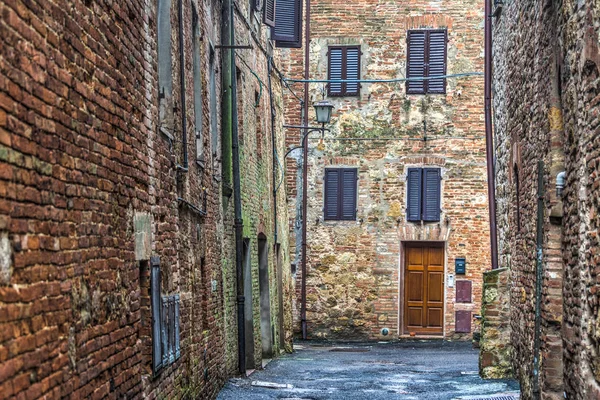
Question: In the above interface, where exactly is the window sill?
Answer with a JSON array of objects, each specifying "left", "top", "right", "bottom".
[{"left": 159, "top": 126, "right": 174, "bottom": 141}]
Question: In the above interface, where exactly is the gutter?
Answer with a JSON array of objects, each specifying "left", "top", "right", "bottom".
[
  {"left": 484, "top": 0, "right": 499, "bottom": 270},
  {"left": 300, "top": 0, "right": 311, "bottom": 341}
]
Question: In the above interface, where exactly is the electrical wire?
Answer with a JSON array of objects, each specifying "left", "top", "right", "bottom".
[{"left": 284, "top": 72, "right": 483, "bottom": 84}]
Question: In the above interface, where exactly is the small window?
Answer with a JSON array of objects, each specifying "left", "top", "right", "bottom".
[
  {"left": 151, "top": 256, "right": 180, "bottom": 375},
  {"left": 324, "top": 168, "right": 358, "bottom": 221},
  {"left": 273, "top": 0, "right": 302, "bottom": 48},
  {"left": 328, "top": 46, "right": 361, "bottom": 97},
  {"left": 406, "top": 29, "right": 447, "bottom": 94},
  {"left": 192, "top": 6, "right": 203, "bottom": 164},
  {"left": 157, "top": 0, "right": 173, "bottom": 128},
  {"left": 406, "top": 167, "right": 441, "bottom": 222}
]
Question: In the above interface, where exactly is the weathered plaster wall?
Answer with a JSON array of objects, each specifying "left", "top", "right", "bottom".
[{"left": 282, "top": 0, "right": 490, "bottom": 340}]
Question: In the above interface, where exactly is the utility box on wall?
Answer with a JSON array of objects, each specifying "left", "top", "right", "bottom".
[{"left": 455, "top": 257, "right": 466, "bottom": 275}]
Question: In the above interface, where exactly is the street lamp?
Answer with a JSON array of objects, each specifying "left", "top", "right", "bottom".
[
  {"left": 282, "top": 100, "right": 334, "bottom": 340},
  {"left": 314, "top": 100, "right": 334, "bottom": 124}
]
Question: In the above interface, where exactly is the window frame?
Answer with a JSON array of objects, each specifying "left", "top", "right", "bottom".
[
  {"left": 323, "top": 167, "right": 358, "bottom": 221},
  {"left": 327, "top": 45, "right": 361, "bottom": 97},
  {"left": 406, "top": 29, "right": 448, "bottom": 95}
]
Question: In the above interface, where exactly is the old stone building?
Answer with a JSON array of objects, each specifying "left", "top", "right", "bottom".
[
  {"left": 479, "top": 0, "right": 600, "bottom": 399},
  {"left": 0, "top": 0, "right": 292, "bottom": 399},
  {"left": 282, "top": 0, "right": 491, "bottom": 340}
]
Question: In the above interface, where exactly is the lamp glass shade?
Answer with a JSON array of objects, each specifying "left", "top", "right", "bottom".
[{"left": 313, "top": 101, "right": 334, "bottom": 124}]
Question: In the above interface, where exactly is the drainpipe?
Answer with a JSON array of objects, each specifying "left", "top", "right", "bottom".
[
  {"left": 300, "top": 0, "right": 311, "bottom": 340},
  {"left": 484, "top": 0, "right": 499, "bottom": 270},
  {"left": 222, "top": 0, "right": 245, "bottom": 374},
  {"left": 268, "top": 58, "right": 278, "bottom": 245},
  {"left": 178, "top": 0, "right": 188, "bottom": 169},
  {"left": 532, "top": 160, "right": 544, "bottom": 400},
  {"left": 221, "top": 0, "right": 233, "bottom": 190}
]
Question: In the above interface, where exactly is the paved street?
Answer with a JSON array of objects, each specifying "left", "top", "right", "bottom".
[{"left": 217, "top": 341, "right": 519, "bottom": 400}]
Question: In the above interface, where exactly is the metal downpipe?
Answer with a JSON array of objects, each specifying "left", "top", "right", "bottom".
[
  {"left": 227, "top": 0, "right": 246, "bottom": 374},
  {"left": 300, "top": 0, "right": 311, "bottom": 341},
  {"left": 484, "top": 0, "right": 499, "bottom": 270}
]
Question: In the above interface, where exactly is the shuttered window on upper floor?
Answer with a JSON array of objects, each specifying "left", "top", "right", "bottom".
[
  {"left": 406, "top": 167, "right": 441, "bottom": 222},
  {"left": 273, "top": 0, "right": 302, "bottom": 48},
  {"left": 406, "top": 30, "right": 447, "bottom": 94},
  {"left": 324, "top": 168, "right": 358, "bottom": 221},
  {"left": 263, "top": 0, "right": 275, "bottom": 27},
  {"left": 328, "top": 46, "right": 361, "bottom": 97}
]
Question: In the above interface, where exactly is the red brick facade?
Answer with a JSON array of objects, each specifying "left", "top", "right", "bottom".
[
  {"left": 0, "top": 0, "right": 292, "bottom": 399},
  {"left": 282, "top": 1, "right": 490, "bottom": 340}
]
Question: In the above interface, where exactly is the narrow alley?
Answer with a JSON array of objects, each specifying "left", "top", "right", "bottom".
[
  {"left": 2, "top": 0, "right": 600, "bottom": 398},
  {"left": 217, "top": 341, "right": 519, "bottom": 400}
]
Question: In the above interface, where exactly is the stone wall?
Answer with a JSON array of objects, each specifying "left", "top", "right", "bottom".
[
  {"left": 0, "top": 0, "right": 291, "bottom": 399},
  {"left": 479, "top": 268, "right": 512, "bottom": 379},
  {"left": 282, "top": 0, "right": 490, "bottom": 340},
  {"left": 484, "top": 0, "right": 600, "bottom": 398}
]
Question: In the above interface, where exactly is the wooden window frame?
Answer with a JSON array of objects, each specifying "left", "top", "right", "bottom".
[
  {"left": 324, "top": 167, "right": 358, "bottom": 221},
  {"left": 327, "top": 45, "right": 361, "bottom": 97},
  {"left": 406, "top": 29, "right": 448, "bottom": 95}
]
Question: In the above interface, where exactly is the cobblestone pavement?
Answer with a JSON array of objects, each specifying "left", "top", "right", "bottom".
[{"left": 217, "top": 341, "right": 519, "bottom": 400}]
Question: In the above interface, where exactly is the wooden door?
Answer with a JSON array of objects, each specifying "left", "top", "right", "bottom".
[{"left": 404, "top": 244, "right": 444, "bottom": 335}]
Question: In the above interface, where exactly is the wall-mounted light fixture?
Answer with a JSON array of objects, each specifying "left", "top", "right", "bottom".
[{"left": 556, "top": 171, "right": 566, "bottom": 197}]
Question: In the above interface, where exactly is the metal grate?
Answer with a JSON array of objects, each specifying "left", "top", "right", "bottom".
[{"left": 467, "top": 396, "right": 519, "bottom": 400}]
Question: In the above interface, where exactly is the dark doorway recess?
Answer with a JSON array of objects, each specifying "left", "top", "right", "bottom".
[
  {"left": 258, "top": 235, "right": 273, "bottom": 359},
  {"left": 404, "top": 243, "right": 445, "bottom": 335},
  {"left": 243, "top": 239, "right": 255, "bottom": 369}
]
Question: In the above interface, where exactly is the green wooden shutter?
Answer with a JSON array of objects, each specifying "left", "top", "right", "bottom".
[
  {"left": 427, "top": 30, "right": 447, "bottom": 94},
  {"left": 406, "top": 168, "right": 423, "bottom": 221},
  {"left": 422, "top": 168, "right": 441, "bottom": 221},
  {"left": 407, "top": 31, "right": 426, "bottom": 94},
  {"left": 273, "top": 0, "right": 302, "bottom": 48},
  {"left": 341, "top": 169, "right": 358, "bottom": 220}
]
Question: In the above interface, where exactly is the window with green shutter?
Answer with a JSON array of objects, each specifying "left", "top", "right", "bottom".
[
  {"left": 406, "top": 167, "right": 441, "bottom": 222},
  {"left": 406, "top": 29, "right": 448, "bottom": 94},
  {"left": 328, "top": 46, "right": 361, "bottom": 97},
  {"left": 324, "top": 168, "right": 358, "bottom": 221},
  {"left": 273, "top": 0, "right": 302, "bottom": 48}
]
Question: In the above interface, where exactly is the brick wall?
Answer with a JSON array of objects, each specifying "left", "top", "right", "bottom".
[
  {"left": 484, "top": 0, "right": 600, "bottom": 398},
  {"left": 0, "top": 0, "right": 292, "bottom": 399},
  {"left": 282, "top": 0, "right": 490, "bottom": 340}
]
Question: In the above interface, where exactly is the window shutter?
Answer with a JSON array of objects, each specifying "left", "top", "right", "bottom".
[
  {"left": 427, "top": 30, "right": 447, "bottom": 94},
  {"left": 328, "top": 48, "right": 343, "bottom": 96},
  {"left": 422, "top": 168, "right": 441, "bottom": 221},
  {"left": 174, "top": 294, "right": 181, "bottom": 359},
  {"left": 161, "top": 295, "right": 169, "bottom": 366},
  {"left": 407, "top": 31, "right": 426, "bottom": 94},
  {"left": 273, "top": 0, "right": 302, "bottom": 48},
  {"left": 345, "top": 47, "right": 361, "bottom": 95},
  {"left": 151, "top": 257, "right": 162, "bottom": 374},
  {"left": 406, "top": 168, "right": 422, "bottom": 222},
  {"left": 324, "top": 169, "right": 340, "bottom": 220},
  {"left": 263, "top": 0, "right": 275, "bottom": 27},
  {"left": 341, "top": 169, "right": 358, "bottom": 220}
]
